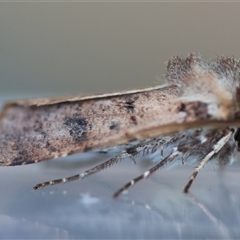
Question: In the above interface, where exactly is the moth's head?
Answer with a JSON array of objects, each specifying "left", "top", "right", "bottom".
[{"left": 165, "top": 53, "right": 240, "bottom": 120}]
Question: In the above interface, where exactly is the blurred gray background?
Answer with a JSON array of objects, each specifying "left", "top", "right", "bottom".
[
  {"left": 1, "top": 2, "right": 240, "bottom": 239},
  {"left": 1, "top": 2, "right": 240, "bottom": 99}
]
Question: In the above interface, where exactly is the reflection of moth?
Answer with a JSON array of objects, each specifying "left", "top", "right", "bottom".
[{"left": 1, "top": 53, "right": 240, "bottom": 197}]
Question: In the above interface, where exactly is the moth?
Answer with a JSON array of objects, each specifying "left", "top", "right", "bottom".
[{"left": 1, "top": 53, "right": 240, "bottom": 198}]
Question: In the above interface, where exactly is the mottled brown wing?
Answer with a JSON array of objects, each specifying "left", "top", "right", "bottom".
[{"left": 0, "top": 84, "right": 216, "bottom": 167}]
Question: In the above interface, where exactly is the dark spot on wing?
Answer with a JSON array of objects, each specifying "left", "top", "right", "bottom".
[
  {"left": 64, "top": 116, "right": 88, "bottom": 142},
  {"left": 10, "top": 156, "right": 34, "bottom": 166},
  {"left": 109, "top": 121, "right": 120, "bottom": 130},
  {"left": 124, "top": 99, "right": 136, "bottom": 113},
  {"left": 130, "top": 115, "right": 138, "bottom": 125}
]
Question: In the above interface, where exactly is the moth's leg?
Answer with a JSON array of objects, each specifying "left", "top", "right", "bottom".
[
  {"left": 33, "top": 151, "right": 131, "bottom": 189},
  {"left": 183, "top": 129, "right": 233, "bottom": 193},
  {"left": 113, "top": 149, "right": 180, "bottom": 198},
  {"left": 33, "top": 139, "right": 156, "bottom": 190}
]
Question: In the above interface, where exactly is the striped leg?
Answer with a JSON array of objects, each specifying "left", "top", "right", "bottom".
[
  {"left": 33, "top": 151, "right": 130, "bottom": 190},
  {"left": 113, "top": 149, "right": 180, "bottom": 198},
  {"left": 33, "top": 138, "right": 161, "bottom": 190},
  {"left": 183, "top": 129, "right": 233, "bottom": 193}
]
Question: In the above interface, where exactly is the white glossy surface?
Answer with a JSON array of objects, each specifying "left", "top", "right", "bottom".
[{"left": 1, "top": 151, "right": 240, "bottom": 239}]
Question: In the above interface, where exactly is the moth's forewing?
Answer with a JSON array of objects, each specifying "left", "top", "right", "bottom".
[
  {"left": 0, "top": 85, "right": 177, "bottom": 166},
  {"left": 0, "top": 83, "right": 221, "bottom": 167}
]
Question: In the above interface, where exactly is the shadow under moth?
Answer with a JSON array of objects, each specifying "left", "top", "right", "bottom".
[{"left": 1, "top": 53, "right": 240, "bottom": 197}]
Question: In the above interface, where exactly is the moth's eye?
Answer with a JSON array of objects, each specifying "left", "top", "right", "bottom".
[{"left": 234, "top": 128, "right": 240, "bottom": 150}]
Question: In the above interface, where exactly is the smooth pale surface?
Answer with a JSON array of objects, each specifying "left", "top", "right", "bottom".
[{"left": 1, "top": 148, "right": 240, "bottom": 239}]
